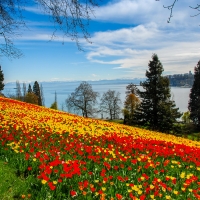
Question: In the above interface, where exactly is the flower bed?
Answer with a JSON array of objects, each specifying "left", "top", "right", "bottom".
[{"left": 0, "top": 97, "right": 200, "bottom": 199}]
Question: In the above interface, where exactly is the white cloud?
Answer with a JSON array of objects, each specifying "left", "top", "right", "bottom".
[
  {"left": 83, "top": 20, "right": 200, "bottom": 76},
  {"left": 93, "top": 0, "right": 198, "bottom": 27},
  {"left": 18, "top": 0, "right": 200, "bottom": 79},
  {"left": 94, "top": 0, "right": 160, "bottom": 23},
  {"left": 88, "top": 23, "right": 159, "bottom": 47}
]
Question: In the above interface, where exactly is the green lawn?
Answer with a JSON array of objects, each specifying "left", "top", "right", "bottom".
[{"left": 0, "top": 160, "right": 30, "bottom": 200}]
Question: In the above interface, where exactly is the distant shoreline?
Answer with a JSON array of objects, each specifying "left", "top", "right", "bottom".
[{"left": 170, "top": 86, "right": 191, "bottom": 88}]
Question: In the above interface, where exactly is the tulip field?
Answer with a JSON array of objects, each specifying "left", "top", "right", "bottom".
[{"left": 0, "top": 97, "right": 200, "bottom": 200}]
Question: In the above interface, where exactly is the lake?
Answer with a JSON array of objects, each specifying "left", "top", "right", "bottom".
[{"left": 3, "top": 80, "right": 191, "bottom": 118}]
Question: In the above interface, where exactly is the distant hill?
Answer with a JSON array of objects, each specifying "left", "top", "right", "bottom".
[{"left": 165, "top": 71, "right": 194, "bottom": 87}]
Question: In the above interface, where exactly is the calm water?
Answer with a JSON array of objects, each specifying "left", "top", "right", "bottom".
[{"left": 3, "top": 81, "right": 191, "bottom": 117}]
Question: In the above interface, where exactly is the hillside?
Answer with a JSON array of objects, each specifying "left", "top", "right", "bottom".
[
  {"left": 0, "top": 97, "right": 200, "bottom": 199},
  {"left": 166, "top": 72, "right": 194, "bottom": 87}
]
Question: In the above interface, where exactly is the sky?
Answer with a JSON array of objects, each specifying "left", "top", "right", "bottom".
[{"left": 1, "top": 0, "right": 200, "bottom": 83}]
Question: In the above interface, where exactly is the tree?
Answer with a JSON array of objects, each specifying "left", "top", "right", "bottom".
[
  {"left": 182, "top": 111, "right": 190, "bottom": 124},
  {"left": 134, "top": 54, "right": 181, "bottom": 133},
  {"left": 122, "top": 108, "right": 129, "bottom": 124},
  {"left": 124, "top": 93, "right": 140, "bottom": 120},
  {"left": 100, "top": 90, "right": 121, "bottom": 120},
  {"left": 16, "top": 80, "right": 22, "bottom": 100},
  {"left": 0, "top": 0, "right": 24, "bottom": 59},
  {"left": 24, "top": 92, "right": 39, "bottom": 105},
  {"left": 0, "top": 0, "right": 99, "bottom": 59},
  {"left": 0, "top": 66, "right": 5, "bottom": 92},
  {"left": 40, "top": 84, "right": 45, "bottom": 106},
  {"left": 33, "top": 81, "right": 42, "bottom": 106},
  {"left": 123, "top": 83, "right": 140, "bottom": 123},
  {"left": 50, "top": 102, "right": 58, "bottom": 110},
  {"left": 22, "top": 82, "right": 27, "bottom": 101},
  {"left": 27, "top": 84, "right": 32, "bottom": 93},
  {"left": 66, "top": 81, "right": 99, "bottom": 118},
  {"left": 188, "top": 60, "right": 200, "bottom": 128},
  {"left": 60, "top": 102, "right": 65, "bottom": 111},
  {"left": 112, "top": 92, "right": 122, "bottom": 119},
  {"left": 125, "top": 83, "right": 139, "bottom": 97},
  {"left": 50, "top": 91, "right": 58, "bottom": 110}
]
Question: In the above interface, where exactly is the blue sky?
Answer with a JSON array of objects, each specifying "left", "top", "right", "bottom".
[{"left": 1, "top": 0, "right": 200, "bottom": 83}]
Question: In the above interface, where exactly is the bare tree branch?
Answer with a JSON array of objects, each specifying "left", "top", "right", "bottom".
[
  {"left": 66, "top": 81, "right": 99, "bottom": 117},
  {"left": 157, "top": 0, "right": 200, "bottom": 23},
  {"left": 36, "top": 0, "right": 99, "bottom": 50},
  {"left": 161, "top": 0, "right": 178, "bottom": 23},
  {"left": 0, "top": 0, "right": 27, "bottom": 59},
  {"left": 0, "top": 0, "right": 99, "bottom": 59},
  {"left": 189, "top": 3, "right": 200, "bottom": 17},
  {"left": 100, "top": 90, "right": 121, "bottom": 120}
]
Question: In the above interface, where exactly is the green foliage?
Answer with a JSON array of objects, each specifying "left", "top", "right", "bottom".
[
  {"left": 188, "top": 60, "right": 200, "bottom": 128},
  {"left": 27, "top": 84, "right": 32, "bottom": 93},
  {"left": 24, "top": 92, "right": 38, "bottom": 105},
  {"left": 104, "top": 119, "right": 124, "bottom": 124},
  {"left": 50, "top": 91, "right": 58, "bottom": 110},
  {"left": 0, "top": 66, "right": 4, "bottom": 91},
  {"left": 122, "top": 108, "right": 129, "bottom": 117},
  {"left": 134, "top": 54, "right": 181, "bottom": 133},
  {"left": 124, "top": 94, "right": 140, "bottom": 119},
  {"left": 123, "top": 91, "right": 140, "bottom": 125},
  {"left": 167, "top": 72, "right": 194, "bottom": 87},
  {"left": 182, "top": 111, "right": 190, "bottom": 124},
  {"left": 172, "top": 123, "right": 197, "bottom": 135},
  {"left": 33, "top": 81, "right": 42, "bottom": 106},
  {"left": 50, "top": 101, "right": 58, "bottom": 110}
]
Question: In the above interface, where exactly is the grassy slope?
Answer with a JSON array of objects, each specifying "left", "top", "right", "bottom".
[{"left": 0, "top": 161, "right": 29, "bottom": 200}]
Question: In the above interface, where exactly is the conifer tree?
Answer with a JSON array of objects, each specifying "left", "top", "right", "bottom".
[
  {"left": 188, "top": 60, "right": 200, "bottom": 128},
  {"left": 27, "top": 84, "right": 32, "bottom": 93},
  {"left": 33, "top": 81, "right": 42, "bottom": 106},
  {"left": 0, "top": 66, "right": 4, "bottom": 92},
  {"left": 134, "top": 54, "right": 181, "bottom": 133}
]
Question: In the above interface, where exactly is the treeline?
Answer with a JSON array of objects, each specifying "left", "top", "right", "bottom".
[
  {"left": 166, "top": 72, "right": 194, "bottom": 87},
  {"left": 8, "top": 81, "right": 45, "bottom": 106}
]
